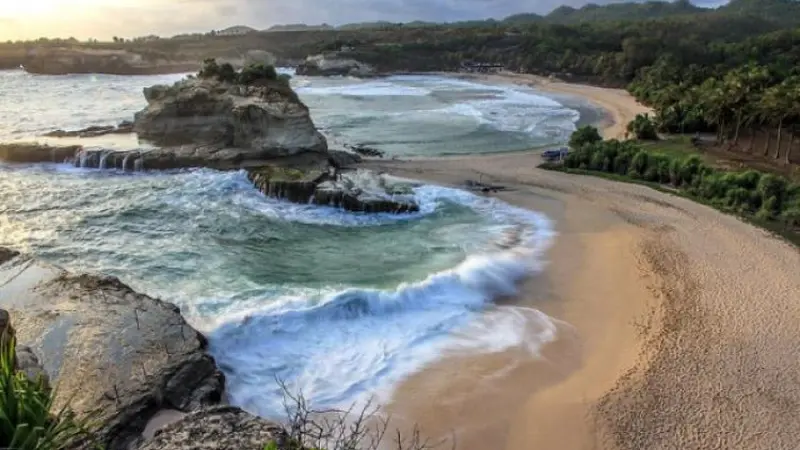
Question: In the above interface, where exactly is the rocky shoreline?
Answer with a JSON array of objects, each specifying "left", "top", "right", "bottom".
[
  {"left": 0, "top": 249, "right": 282, "bottom": 450},
  {"left": 0, "top": 62, "right": 416, "bottom": 215}
]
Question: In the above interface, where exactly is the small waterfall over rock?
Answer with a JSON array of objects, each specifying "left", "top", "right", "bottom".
[
  {"left": 122, "top": 153, "right": 132, "bottom": 171},
  {"left": 98, "top": 151, "right": 110, "bottom": 169},
  {"left": 134, "top": 158, "right": 144, "bottom": 171}
]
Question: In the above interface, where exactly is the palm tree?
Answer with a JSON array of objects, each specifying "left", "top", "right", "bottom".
[{"left": 759, "top": 80, "right": 794, "bottom": 160}]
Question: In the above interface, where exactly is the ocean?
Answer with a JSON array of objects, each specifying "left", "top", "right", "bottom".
[{"left": 0, "top": 69, "right": 582, "bottom": 418}]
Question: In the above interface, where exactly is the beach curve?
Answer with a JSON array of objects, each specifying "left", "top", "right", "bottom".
[{"left": 360, "top": 148, "right": 800, "bottom": 450}]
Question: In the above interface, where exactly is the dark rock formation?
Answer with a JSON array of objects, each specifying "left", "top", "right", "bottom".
[
  {"left": 44, "top": 122, "right": 135, "bottom": 138},
  {"left": 344, "top": 143, "right": 385, "bottom": 158},
  {"left": 133, "top": 77, "right": 327, "bottom": 158},
  {"left": 137, "top": 406, "right": 285, "bottom": 450},
  {"left": 0, "top": 143, "right": 83, "bottom": 164},
  {"left": 0, "top": 251, "right": 224, "bottom": 450},
  {"left": 296, "top": 54, "right": 374, "bottom": 77},
  {"left": 248, "top": 167, "right": 419, "bottom": 213}
]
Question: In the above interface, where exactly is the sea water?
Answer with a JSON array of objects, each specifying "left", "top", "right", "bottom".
[{"left": 0, "top": 68, "right": 575, "bottom": 418}]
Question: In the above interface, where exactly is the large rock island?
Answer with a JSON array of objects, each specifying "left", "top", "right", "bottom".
[{"left": 0, "top": 60, "right": 417, "bottom": 214}]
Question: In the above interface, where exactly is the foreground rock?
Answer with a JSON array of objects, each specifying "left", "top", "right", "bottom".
[
  {"left": 296, "top": 54, "right": 374, "bottom": 77},
  {"left": 138, "top": 406, "right": 285, "bottom": 450},
  {"left": 133, "top": 76, "right": 327, "bottom": 158},
  {"left": 248, "top": 167, "right": 419, "bottom": 213},
  {"left": 0, "top": 251, "right": 224, "bottom": 450}
]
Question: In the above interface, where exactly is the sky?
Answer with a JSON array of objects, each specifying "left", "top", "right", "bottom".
[{"left": 0, "top": 0, "right": 728, "bottom": 41}]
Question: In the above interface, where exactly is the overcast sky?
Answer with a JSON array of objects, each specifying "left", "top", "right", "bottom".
[{"left": 0, "top": 0, "right": 728, "bottom": 41}]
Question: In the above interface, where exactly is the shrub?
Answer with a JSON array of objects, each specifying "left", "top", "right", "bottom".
[
  {"left": 198, "top": 58, "right": 220, "bottom": 79},
  {"left": 238, "top": 63, "right": 278, "bottom": 85},
  {"left": 569, "top": 125, "right": 602, "bottom": 149},
  {"left": 630, "top": 151, "right": 650, "bottom": 177},
  {"left": 0, "top": 338, "right": 95, "bottom": 450},
  {"left": 590, "top": 152, "right": 606, "bottom": 171},
  {"left": 217, "top": 63, "right": 237, "bottom": 83},
  {"left": 626, "top": 113, "right": 659, "bottom": 140}
]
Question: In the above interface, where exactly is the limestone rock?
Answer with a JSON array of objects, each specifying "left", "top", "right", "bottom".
[
  {"left": 248, "top": 167, "right": 419, "bottom": 214},
  {"left": 0, "top": 251, "right": 224, "bottom": 450},
  {"left": 0, "top": 143, "right": 82, "bottom": 164},
  {"left": 296, "top": 54, "right": 374, "bottom": 77},
  {"left": 133, "top": 77, "right": 327, "bottom": 159},
  {"left": 137, "top": 406, "right": 285, "bottom": 450},
  {"left": 43, "top": 122, "right": 135, "bottom": 138}
]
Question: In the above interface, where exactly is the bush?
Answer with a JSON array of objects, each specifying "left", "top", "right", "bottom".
[
  {"left": 627, "top": 113, "right": 659, "bottom": 140},
  {"left": 238, "top": 63, "right": 278, "bottom": 85},
  {"left": 197, "top": 58, "right": 283, "bottom": 86},
  {"left": 569, "top": 125, "right": 602, "bottom": 149},
  {"left": 198, "top": 58, "right": 220, "bottom": 80},
  {"left": 546, "top": 135, "right": 797, "bottom": 234},
  {"left": 217, "top": 63, "right": 237, "bottom": 83},
  {"left": 0, "top": 338, "right": 94, "bottom": 450}
]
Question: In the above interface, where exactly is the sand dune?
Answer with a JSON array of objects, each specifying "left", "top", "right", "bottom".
[{"left": 362, "top": 150, "right": 800, "bottom": 450}]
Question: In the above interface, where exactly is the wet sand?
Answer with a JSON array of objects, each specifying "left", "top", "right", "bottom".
[{"left": 361, "top": 150, "right": 800, "bottom": 450}]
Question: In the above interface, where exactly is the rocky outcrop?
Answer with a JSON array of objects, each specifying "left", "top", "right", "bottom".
[
  {"left": 133, "top": 77, "right": 327, "bottom": 158},
  {"left": 22, "top": 47, "right": 199, "bottom": 75},
  {"left": 0, "top": 251, "right": 224, "bottom": 450},
  {"left": 248, "top": 167, "right": 419, "bottom": 213},
  {"left": 137, "top": 406, "right": 285, "bottom": 450},
  {"left": 44, "top": 121, "right": 134, "bottom": 138},
  {"left": 0, "top": 143, "right": 83, "bottom": 164},
  {"left": 296, "top": 54, "right": 374, "bottom": 77}
]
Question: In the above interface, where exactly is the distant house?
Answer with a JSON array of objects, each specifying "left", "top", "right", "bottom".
[{"left": 216, "top": 26, "right": 257, "bottom": 36}]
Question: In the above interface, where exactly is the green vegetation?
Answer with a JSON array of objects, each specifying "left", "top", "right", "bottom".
[
  {"left": 0, "top": 338, "right": 95, "bottom": 450},
  {"left": 627, "top": 114, "right": 659, "bottom": 141},
  {"left": 555, "top": 127, "right": 800, "bottom": 244},
  {"left": 197, "top": 58, "right": 289, "bottom": 86}
]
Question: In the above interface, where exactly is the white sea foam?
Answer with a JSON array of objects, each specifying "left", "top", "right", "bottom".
[
  {"left": 296, "top": 80, "right": 432, "bottom": 97},
  {"left": 200, "top": 182, "right": 558, "bottom": 418}
]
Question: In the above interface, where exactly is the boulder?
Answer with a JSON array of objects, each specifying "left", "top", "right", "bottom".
[
  {"left": 296, "top": 54, "right": 374, "bottom": 77},
  {"left": 0, "top": 251, "right": 224, "bottom": 450},
  {"left": 133, "top": 77, "right": 327, "bottom": 160},
  {"left": 248, "top": 167, "right": 419, "bottom": 214},
  {"left": 137, "top": 406, "right": 286, "bottom": 450}
]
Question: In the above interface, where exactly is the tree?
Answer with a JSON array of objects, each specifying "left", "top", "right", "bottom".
[
  {"left": 569, "top": 125, "right": 602, "bottom": 149},
  {"left": 627, "top": 113, "right": 659, "bottom": 140}
]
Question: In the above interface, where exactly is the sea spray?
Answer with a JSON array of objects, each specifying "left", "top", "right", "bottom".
[{"left": 204, "top": 183, "right": 557, "bottom": 418}]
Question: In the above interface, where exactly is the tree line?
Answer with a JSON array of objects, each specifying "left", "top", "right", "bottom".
[{"left": 558, "top": 126, "right": 800, "bottom": 236}]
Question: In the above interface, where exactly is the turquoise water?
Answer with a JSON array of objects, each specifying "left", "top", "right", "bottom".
[{"left": 0, "top": 70, "right": 565, "bottom": 417}]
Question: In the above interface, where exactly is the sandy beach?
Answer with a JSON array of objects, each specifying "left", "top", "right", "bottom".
[{"left": 361, "top": 119, "right": 800, "bottom": 448}]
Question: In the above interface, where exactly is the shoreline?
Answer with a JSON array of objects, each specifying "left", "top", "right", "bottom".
[
  {"left": 448, "top": 71, "right": 652, "bottom": 140},
  {"left": 361, "top": 149, "right": 800, "bottom": 449}
]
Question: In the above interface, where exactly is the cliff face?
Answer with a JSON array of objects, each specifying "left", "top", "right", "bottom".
[
  {"left": 21, "top": 47, "right": 198, "bottom": 75},
  {"left": 133, "top": 77, "right": 328, "bottom": 158}
]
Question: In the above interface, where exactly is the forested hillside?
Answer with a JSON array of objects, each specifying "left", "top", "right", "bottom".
[{"left": 2, "top": 0, "right": 799, "bottom": 163}]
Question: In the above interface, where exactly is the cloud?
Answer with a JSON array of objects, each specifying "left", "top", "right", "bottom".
[{"left": 0, "top": 0, "right": 729, "bottom": 40}]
